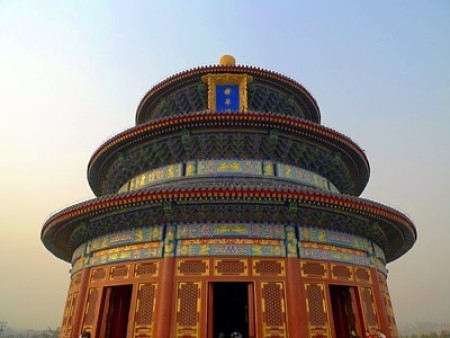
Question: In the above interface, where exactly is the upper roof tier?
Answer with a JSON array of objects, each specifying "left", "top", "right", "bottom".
[
  {"left": 88, "top": 56, "right": 370, "bottom": 197},
  {"left": 135, "top": 57, "right": 321, "bottom": 124}
]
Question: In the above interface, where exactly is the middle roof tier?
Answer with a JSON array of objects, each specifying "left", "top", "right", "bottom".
[{"left": 88, "top": 111, "right": 370, "bottom": 196}]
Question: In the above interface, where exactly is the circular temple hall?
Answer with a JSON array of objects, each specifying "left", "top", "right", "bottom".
[{"left": 42, "top": 56, "right": 416, "bottom": 338}]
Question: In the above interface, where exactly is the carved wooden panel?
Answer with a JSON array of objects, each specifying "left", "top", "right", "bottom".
[
  {"left": 354, "top": 267, "right": 371, "bottom": 284},
  {"left": 90, "top": 267, "right": 107, "bottom": 283},
  {"left": 331, "top": 264, "right": 353, "bottom": 281},
  {"left": 177, "top": 259, "right": 209, "bottom": 276},
  {"left": 109, "top": 264, "right": 129, "bottom": 280},
  {"left": 253, "top": 259, "right": 285, "bottom": 277},
  {"left": 214, "top": 258, "right": 248, "bottom": 276},
  {"left": 378, "top": 273, "right": 398, "bottom": 337},
  {"left": 135, "top": 262, "right": 159, "bottom": 278},
  {"left": 305, "top": 283, "right": 330, "bottom": 338},
  {"left": 134, "top": 283, "right": 157, "bottom": 338},
  {"left": 175, "top": 281, "right": 201, "bottom": 338},
  {"left": 360, "top": 286, "right": 378, "bottom": 330},
  {"left": 82, "top": 287, "right": 101, "bottom": 334},
  {"left": 61, "top": 291, "right": 77, "bottom": 338},
  {"left": 261, "top": 282, "right": 287, "bottom": 337},
  {"left": 300, "top": 261, "right": 328, "bottom": 278},
  {"left": 72, "top": 272, "right": 82, "bottom": 287}
]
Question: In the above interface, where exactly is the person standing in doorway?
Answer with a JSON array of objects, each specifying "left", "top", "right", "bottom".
[
  {"left": 376, "top": 329, "right": 387, "bottom": 338},
  {"left": 350, "top": 328, "right": 360, "bottom": 338}
]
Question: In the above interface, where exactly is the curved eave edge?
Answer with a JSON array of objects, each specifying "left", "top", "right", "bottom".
[
  {"left": 87, "top": 111, "right": 370, "bottom": 195},
  {"left": 42, "top": 187, "right": 416, "bottom": 262},
  {"left": 135, "top": 64, "right": 321, "bottom": 124}
]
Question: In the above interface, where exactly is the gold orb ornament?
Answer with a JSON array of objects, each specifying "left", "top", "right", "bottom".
[{"left": 219, "top": 54, "right": 236, "bottom": 66}]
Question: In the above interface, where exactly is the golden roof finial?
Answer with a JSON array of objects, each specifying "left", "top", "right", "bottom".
[{"left": 219, "top": 54, "right": 236, "bottom": 66}]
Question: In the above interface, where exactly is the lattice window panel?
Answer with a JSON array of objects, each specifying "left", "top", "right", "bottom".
[
  {"left": 215, "top": 259, "right": 247, "bottom": 276},
  {"left": 90, "top": 267, "right": 107, "bottom": 282},
  {"left": 383, "top": 290, "right": 398, "bottom": 337},
  {"left": 72, "top": 273, "right": 82, "bottom": 287},
  {"left": 83, "top": 287, "right": 100, "bottom": 327},
  {"left": 379, "top": 274, "right": 399, "bottom": 337},
  {"left": 305, "top": 283, "right": 329, "bottom": 337},
  {"left": 134, "top": 283, "right": 157, "bottom": 337},
  {"left": 361, "top": 287, "right": 378, "bottom": 328},
  {"left": 176, "top": 282, "right": 200, "bottom": 338},
  {"left": 110, "top": 265, "right": 129, "bottom": 280},
  {"left": 355, "top": 267, "right": 371, "bottom": 283},
  {"left": 177, "top": 259, "right": 209, "bottom": 276},
  {"left": 301, "top": 261, "right": 327, "bottom": 278},
  {"left": 61, "top": 291, "right": 77, "bottom": 338},
  {"left": 331, "top": 264, "right": 353, "bottom": 280},
  {"left": 261, "top": 282, "right": 287, "bottom": 337},
  {"left": 378, "top": 273, "right": 388, "bottom": 291},
  {"left": 135, "top": 262, "right": 159, "bottom": 277},
  {"left": 61, "top": 294, "right": 72, "bottom": 330},
  {"left": 254, "top": 260, "right": 285, "bottom": 276}
]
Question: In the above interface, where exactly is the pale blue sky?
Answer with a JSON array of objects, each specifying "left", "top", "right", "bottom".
[{"left": 0, "top": 0, "right": 449, "bottom": 330}]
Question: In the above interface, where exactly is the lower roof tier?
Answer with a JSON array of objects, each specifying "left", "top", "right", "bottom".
[{"left": 42, "top": 177, "right": 416, "bottom": 264}]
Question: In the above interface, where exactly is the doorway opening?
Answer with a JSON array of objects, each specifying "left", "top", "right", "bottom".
[
  {"left": 208, "top": 282, "right": 254, "bottom": 338},
  {"left": 329, "top": 285, "right": 363, "bottom": 338},
  {"left": 97, "top": 284, "right": 133, "bottom": 338}
]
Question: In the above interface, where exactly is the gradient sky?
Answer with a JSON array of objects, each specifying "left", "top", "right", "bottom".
[{"left": 0, "top": 1, "right": 449, "bottom": 331}]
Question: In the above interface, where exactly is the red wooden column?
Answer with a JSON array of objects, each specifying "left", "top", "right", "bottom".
[
  {"left": 370, "top": 268, "right": 390, "bottom": 336},
  {"left": 286, "top": 257, "right": 307, "bottom": 338},
  {"left": 153, "top": 222, "right": 177, "bottom": 336},
  {"left": 71, "top": 267, "right": 91, "bottom": 338},
  {"left": 285, "top": 225, "right": 308, "bottom": 338},
  {"left": 154, "top": 256, "right": 175, "bottom": 337}
]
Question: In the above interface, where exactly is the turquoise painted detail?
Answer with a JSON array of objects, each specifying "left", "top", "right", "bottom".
[
  {"left": 88, "top": 245, "right": 163, "bottom": 268},
  {"left": 285, "top": 225, "right": 298, "bottom": 257},
  {"left": 197, "top": 160, "right": 262, "bottom": 175},
  {"left": 177, "top": 223, "right": 285, "bottom": 239},
  {"left": 118, "top": 160, "right": 339, "bottom": 193},
  {"left": 297, "top": 225, "right": 387, "bottom": 273},
  {"left": 164, "top": 224, "right": 177, "bottom": 257},
  {"left": 263, "top": 161, "right": 274, "bottom": 176},
  {"left": 370, "top": 256, "right": 388, "bottom": 275},
  {"left": 298, "top": 226, "right": 372, "bottom": 252},
  {"left": 277, "top": 163, "right": 339, "bottom": 192},
  {"left": 373, "top": 242, "right": 386, "bottom": 263},
  {"left": 89, "top": 226, "right": 163, "bottom": 252},
  {"left": 118, "top": 163, "right": 183, "bottom": 192},
  {"left": 70, "top": 223, "right": 387, "bottom": 275},
  {"left": 299, "top": 246, "right": 370, "bottom": 266},
  {"left": 71, "top": 242, "right": 86, "bottom": 264},
  {"left": 176, "top": 241, "right": 286, "bottom": 257}
]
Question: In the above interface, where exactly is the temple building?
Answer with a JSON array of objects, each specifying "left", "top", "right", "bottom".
[{"left": 42, "top": 55, "right": 416, "bottom": 338}]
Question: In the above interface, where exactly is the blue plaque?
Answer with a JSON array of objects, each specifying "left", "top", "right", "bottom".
[{"left": 216, "top": 84, "right": 239, "bottom": 112}]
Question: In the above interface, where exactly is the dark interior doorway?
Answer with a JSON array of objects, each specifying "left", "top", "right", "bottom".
[
  {"left": 329, "top": 285, "right": 362, "bottom": 338},
  {"left": 97, "top": 284, "right": 133, "bottom": 338},
  {"left": 209, "top": 282, "right": 253, "bottom": 338}
]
